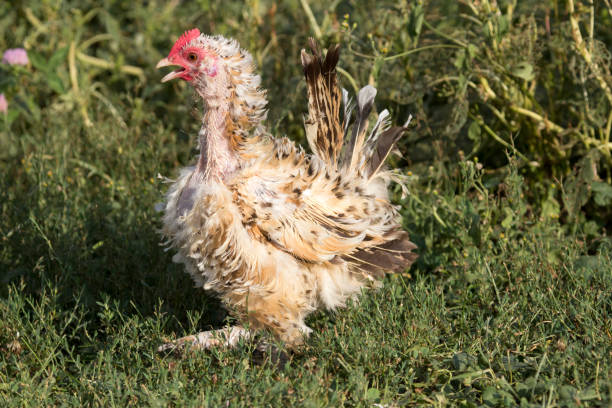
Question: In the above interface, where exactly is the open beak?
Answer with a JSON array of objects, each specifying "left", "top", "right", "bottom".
[{"left": 156, "top": 57, "right": 186, "bottom": 83}]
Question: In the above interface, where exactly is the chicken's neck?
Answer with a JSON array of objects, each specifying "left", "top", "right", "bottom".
[{"left": 196, "top": 101, "right": 240, "bottom": 182}]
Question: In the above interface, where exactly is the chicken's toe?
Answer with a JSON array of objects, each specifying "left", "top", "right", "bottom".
[{"left": 157, "top": 326, "right": 251, "bottom": 353}]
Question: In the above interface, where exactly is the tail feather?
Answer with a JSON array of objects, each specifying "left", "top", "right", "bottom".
[
  {"left": 301, "top": 40, "right": 410, "bottom": 178},
  {"left": 367, "top": 108, "right": 391, "bottom": 149},
  {"left": 366, "top": 116, "right": 411, "bottom": 179},
  {"left": 341, "top": 88, "right": 354, "bottom": 138},
  {"left": 344, "top": 85, "right": 377, "bottom": 172},
  {"left": 346, "top": 231, "right": 418, "bottom": 277},
  {"left": 301, "top": 39, "right": 342, "bottom": 167},
  {"left": 301, "top": 41, "right": 417, "bottom": 277}
]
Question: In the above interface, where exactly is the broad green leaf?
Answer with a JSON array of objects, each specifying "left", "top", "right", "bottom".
[
  {"left": 103, "top": 11, "right": 121, "bottom": 52},
  {"left": 5, "top": 108, "right": 19, "bottom": 125},
  {"left": 496, "top": 15, "right": 509, "bottom": 37},
  {"left": 541, "top": 195, "right": 560, "bottom": 219},
  {"left": 467, "top": 120, "right": 481, "bottom": 141},
  {"left": 467, "top": 43, "right": 478, "bottom": 59},
  {"left": 512, "top": 61, "right": 534, "bottom": 81},
  {"left": 501, "top": 207, "right": 514, "bottom": 229},
  {"left": 454, "top": 49, "right": 466, "bottom": 69},
  {"left": 48, "top": 46, "right": 69, "bottom": 70},
  {"left": 558, "top": 385, "right": 577, "bottom": 401},
  {"left": 28, "top": 51, "right": 49, "bottom": 73},
  {"left": 482, "top": 386, "right": 515, "bottom": 406},
  {"left": 0, "top": 66, "right": 15, "bottom": 87},
  {"left": 452, "top": 352, "right": 476, "bottom": 371},
  {"left": 407, "top": 4, "right": 424, "bottom": 40},
  {"left": 592, "top": 181, "right": 612, "bottom": 206},
  {"left": 365, "top": 388, "right": 380, "bottom": 400},
  {"left": 46, "top": 72, "right": 66, "bottom": 94}
]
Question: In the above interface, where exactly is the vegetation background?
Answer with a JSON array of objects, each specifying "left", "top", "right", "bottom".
[{"left": 1, "top": 0, "right": 610, "bottom": 406}]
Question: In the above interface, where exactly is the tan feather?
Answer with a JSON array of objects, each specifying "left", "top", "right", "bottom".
[{"left": 301, "top": 39, "right": 343, "bottom": 167}]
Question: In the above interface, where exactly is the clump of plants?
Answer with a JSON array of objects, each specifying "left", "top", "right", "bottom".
[{"left": 334, "top": 0, "right": 612, "bottom": 228}]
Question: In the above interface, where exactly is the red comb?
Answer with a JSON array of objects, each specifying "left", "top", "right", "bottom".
[{"left": 168, "top": 28, "right": 201, "bottom": 58}]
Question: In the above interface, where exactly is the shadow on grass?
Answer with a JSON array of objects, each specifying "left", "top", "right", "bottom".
[{"left": 0, "top": 176, "right": 228, "bottom": 356}]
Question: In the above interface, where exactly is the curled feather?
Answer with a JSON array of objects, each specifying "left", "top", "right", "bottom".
[
  {"left": 345, "top": 85, "right": 377, "bottom": 171},
  {"left": 367, "top": 126, "right": 407, "bottom": 178}
]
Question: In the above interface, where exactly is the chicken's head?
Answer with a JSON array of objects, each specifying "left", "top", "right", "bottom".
[
  {"left": 157, "top": 30, "right": 268, "bottom": 126},
  {"left": 156, "top": 28, "right": 220, "bottom": 83}
]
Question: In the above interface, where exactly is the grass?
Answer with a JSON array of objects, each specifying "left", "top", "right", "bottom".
[{"left": 1, "top": 0, "right": 611, "bottom": 406}]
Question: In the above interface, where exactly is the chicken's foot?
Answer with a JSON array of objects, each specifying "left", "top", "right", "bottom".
[{"left": 158, "top": 326, "right": 251, "bottom": 353}]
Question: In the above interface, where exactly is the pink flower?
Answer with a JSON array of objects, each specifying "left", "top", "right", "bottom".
[
  {"left": 0, "top": 93, "right": 7, "bottom": 114},
  {"left": 2, "top": 48, "right": 29, "bottom": 65}
]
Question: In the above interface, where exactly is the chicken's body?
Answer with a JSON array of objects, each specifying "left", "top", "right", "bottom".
[{"left": 157, "top": 31, "right": 417, "bottom": 349}]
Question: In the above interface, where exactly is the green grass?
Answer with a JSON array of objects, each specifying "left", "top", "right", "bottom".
[{"left": 1, "top": 0, "right": 611, "bottom": 406}]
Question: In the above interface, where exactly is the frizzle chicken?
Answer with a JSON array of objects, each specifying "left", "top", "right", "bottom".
[{"left": 156, "top": 29, "right": 417, "bottom": 352}]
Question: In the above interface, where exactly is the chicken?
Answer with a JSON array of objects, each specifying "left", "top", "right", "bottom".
[{"left": 156, "top": 29, "right": 417, "bottom": 352}]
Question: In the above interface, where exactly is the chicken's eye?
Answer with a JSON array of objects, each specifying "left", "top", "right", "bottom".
[{"left": 187, "top": 53, "right": 198, "bottom": 62}]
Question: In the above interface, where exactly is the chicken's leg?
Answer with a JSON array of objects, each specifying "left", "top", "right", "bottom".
[{"left": 158, "top": 326, "right": 251, "bottom": 352}]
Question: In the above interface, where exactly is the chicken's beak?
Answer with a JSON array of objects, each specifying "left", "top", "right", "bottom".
[
  {"left": 156, "top": 58, "right": 172, "bottom": 69},
  {"left": 156, "top": 57, "right": 185, "bottom": 83}
]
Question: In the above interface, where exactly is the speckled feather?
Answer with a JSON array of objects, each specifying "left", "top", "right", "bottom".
[{"left": 159, "top": 33, "right": 417, "bottom": 347}]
